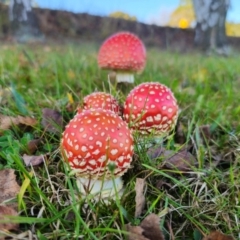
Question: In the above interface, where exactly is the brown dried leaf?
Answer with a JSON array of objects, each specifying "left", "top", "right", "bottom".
[
  {"left": 202, "top": 231, "right": 235, "bottom": 240},
  {"left": 41, "top": 108, "right": 63, "bottom": 134},
  {"left": 0, "top": 169, "right": 20, "bottom": 205},
  {"left": 22, "top": 154, "right": 45, "bottom": 167},
  {"left": 147, "top": 145, "right": 165, "bottom": 161},
  {"left": 147, "top": 146, "right": 197, "bottom": 171},
  {"left": 140, "top": 214, "right": 165, "bottom": 240},
  {"left": 163, "top": 149, "right": 197, "bottom": 171},
  {"left": 0, "top": 205, "right": 19, "bottom": 231},
  {"left": 0, "top": 114, "right": 37, "bottom": 131},
  {"left": 27, "top": 138, "right": 42, "bottom": 154},
  {"left": 126, "top": 214, "right": 165, "bottom": 240},
  {"left": 135, "top": 178, "right": 146, "bottom": 218},
  {"left": 125, "top": 225, "right": 148, "bottom": 240}
]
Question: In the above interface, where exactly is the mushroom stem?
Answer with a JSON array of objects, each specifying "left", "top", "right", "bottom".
[
  {"left": 116, "top": 72, "right": 134, "bottom": 83},
  {"left": 76, "top": 176, "right": 124, "bottom": 199}
]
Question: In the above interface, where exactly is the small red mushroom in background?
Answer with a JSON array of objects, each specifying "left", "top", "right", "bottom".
[
  {"left": 123, "top": 82, "right": 178, "bottom": 140},
  {"left": 77, "top": 91, "right": 121, "bottom": 115},
  {"left": 61, "top": 108, "right": 134, "bottom": 199},
  {"left": 98, "top": 31, "right": 146, "bottom": 84}
]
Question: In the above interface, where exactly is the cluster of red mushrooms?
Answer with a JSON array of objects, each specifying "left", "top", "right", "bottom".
[{"left": 60, "top": 32, "right": 179, "bottom": 200}]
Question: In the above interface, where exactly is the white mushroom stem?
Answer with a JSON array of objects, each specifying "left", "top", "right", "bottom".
[
  {"left": 116, "top": 72, "right": 134, "bottom": 83},
  {"left": 76, "top": 176, "right": 124, "bottom": 200}
]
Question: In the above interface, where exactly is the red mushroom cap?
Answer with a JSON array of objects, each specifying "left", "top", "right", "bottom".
[
  {"left": 98, "top": 31, "right": 146, "bottom": 73},
  {"left": 61, "top": 109, "right": 134, "bottom": 179},
  {"left": 77, "top": 92, "right": 120, "bottom": 115},
  {"left": 123, "top": 82, "right": 178, "bottom": 135}
]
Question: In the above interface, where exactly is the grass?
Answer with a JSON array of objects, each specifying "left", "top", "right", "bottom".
[{"left": 0, "top": 41, "right": 240, "bottom": 239}]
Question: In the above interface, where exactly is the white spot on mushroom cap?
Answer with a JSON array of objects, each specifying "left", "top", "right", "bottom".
[
  {"left": 154, "top": 114, "right": 161, "bottom": 121},
  {"left": 79, "top": 161, "right": 86, "bottom": 166},
  {"left": 96, "top": 141, "right": 102, "bottom": 147},
  {"left": 73, "top": 158, "right": 79, "bottom": 166},
  {"left": 162, "top": 116, "right": 168, "bottom": 121},
  {"left": 81, "top": 146, "right": 87, "bottom": 152},
  {"left": 118, "top": 156, "right": 124, "bottom": 163},
  {"left": 98, "top": 155, "right": 107, "bottom": 163},
  {"left": 111, "top": 149, "right": 118, "bottom": 155},
  {"left": 89, "top": 159, "right": 97, "bottom": 165},
  {"left": 146, "top": 116, "right": 154, "bottom": 122},
  {"left": 93, "top": 149, "right": 100, "bottom": 155}
]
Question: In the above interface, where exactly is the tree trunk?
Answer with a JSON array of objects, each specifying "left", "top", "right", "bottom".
[
  {"left": 9, "top": 0, "right": 43, "bottom": 42},
  {"left": 192, "top": 0, "right": 230, "bottom": 55}
]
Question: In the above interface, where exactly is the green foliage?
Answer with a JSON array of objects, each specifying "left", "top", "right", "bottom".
[
  {"left": 109, "top": 11, "right": 137, "bottom": 21},
  {"left": 0, "top": 130, "right": 34, "bottom": 169},
  {"left": 0, "top": 43, "right": 239, "bottom": 239}
]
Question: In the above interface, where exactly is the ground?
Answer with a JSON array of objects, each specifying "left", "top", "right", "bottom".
[{"left": 0, "top": 41, "right": 239, "bottom": 239}]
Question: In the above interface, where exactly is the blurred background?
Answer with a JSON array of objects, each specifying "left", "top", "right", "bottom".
[{"left": 0, "top": 0, "right": 239, "bottom": 53}]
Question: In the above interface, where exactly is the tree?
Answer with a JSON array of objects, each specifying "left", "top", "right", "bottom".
[
  {"left": 168, "top": 2, "right": 195, "bottom": 29},
  {"left": 9, "top": 0, "right": 43, "bottom": 42},
  {"left": 109, "top": 11, "right": 137, "bottom": 21},
  {"left": 192, "top": 0, "right": 230, "bottom": 55}
]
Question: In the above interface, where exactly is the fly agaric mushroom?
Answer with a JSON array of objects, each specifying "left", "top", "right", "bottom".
[
  {"left": 77, "top": 92, "right": 120, "bottom": 115},
  {"left": 61, "top": 108, "right": 134, "bottom": 199},
  {"left": 98, "top": 31, "right": 146, "bottom": 84},
  {"left": 123, "top": 82, "right": 178, "bottom": 137}
]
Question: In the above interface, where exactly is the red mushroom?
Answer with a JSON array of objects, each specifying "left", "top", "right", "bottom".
[
  {"left": 77, "top": 91, "right": 120, "bottom": 115},
  {"left": 61, "top": 108, "right": 134, "bottom": 199},
  {"left": 123, "top": 82, "right": 178, "bottom": 137},
  {"left": 98, "top": 31, "right": 146, "bottom": 83}
]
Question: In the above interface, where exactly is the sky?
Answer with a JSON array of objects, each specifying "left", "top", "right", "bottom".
[{"left": 36, "top": 0, "right": 240, "bottom": 25}]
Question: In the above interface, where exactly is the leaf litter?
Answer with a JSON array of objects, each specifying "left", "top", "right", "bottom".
[
  {"left": 0, "top": 114, "right": 37, "bottom": 132},
  {"left": 134, "top": 178, "right": 146, "bottom": 218},
  {"left": 41, "top": 108, "right": 63, "bottom": 134},
  {"left": 0, "top": 169, "right": 20, "bottom": 233},
  {"left": 202, "top": 231, "right": 235, "bottom": 240},
  {"left": 22, "top": 154, "right": 46, "bottom": 167},
  {"left": 126, "top": 214, "right": 165, "bottom": 240},
  {"left": 147, "top": 145, "right": 197, "bottom": 171}
]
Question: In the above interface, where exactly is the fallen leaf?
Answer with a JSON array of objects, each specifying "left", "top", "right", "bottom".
[
  {"left": 0, "top": 169, "right": 20, "bottom": 213},
  {"left": 147, "top": 145, "right": 165, "bottom": 161},
  {"left": 27, "top": 138, "right": 42, "bottom": 154},
  {"left": 126, "top": 225, "right": 148, "bottom": 240},
  {"left": 0, "top": 169, "right": 21, "bottom": 205},
  {"left": 147, "top": 146, "right": 197, "bottom": 171},
  {"left": 140, "top": 214, "right": 165, "bottom": 240},
  {"left": 0, "top": 114, "right": 37, "bottom": 132},
  {"left": 22, "top": 154, "right": 45, "bottom": 167},
  {"left": 163, "top": 149, "right": 197, "bottom": 171},
  {"left": 202, "top": 231, "right": 235, "bottom": 240},
  {"left": 126, "top": 214, "right": 165, "bottom": 240},
  {"left": 0, "top": 205, "right": 19, "bottom": 231},
  {"left": 135, "top": 178, "right": 146, "bottom": 218},
  {"left": 41, "top": 108, "right": 63, "bottom": 134}
]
